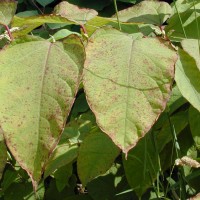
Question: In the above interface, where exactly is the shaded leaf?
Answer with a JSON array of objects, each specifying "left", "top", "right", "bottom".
[
  {"left": 123, "top": 133, "right": 159, "bottom": 197},
  {"left": 54, "top": 1, "right": 98, "bottom": 25},
  {"left": 156, "top": 110, "right": 188, "bottom": 152},
  {"left": 77, "top": 131, "right": 120, "bottom": 186},
  {"left": 83, "top": 27, "right": 177, "bottom": 154},
  {"left": 0, "top": 0, "right": 17, "bottom": 25},
  {"left": 113, "top": 0, "right": 172, "bottom": 25},
  {"left": 0, "top": 35, "right": 85, "bottom": 188},
  {"left": 165, "top": 2, "right": 200, "bottom": 41},
  {"left": 0, "top": 130, "right": 7, "bottom": 180},
  {"left": 44, "top": 143, "right": 78, "bottom": 179},
  {"left": 175, "top": 46, "right": 200, "bottom": 112},
  {"left": 11, "top": 15, "right": 78, "bottom": 37},
  {"left": 4, "top": 181, "right": 45, "bottom": 200},
  {"left": 87, "top": 164, "right": 136, "bottom": 200},
  {"left": 54, "top": 164, "right": 73, "bottom": 192},
  {"left": 36, "top": 0, "right": 54, "bottom": 7},
  {"left": 189, "top": 106, "right": 200, "bottom": 150}
]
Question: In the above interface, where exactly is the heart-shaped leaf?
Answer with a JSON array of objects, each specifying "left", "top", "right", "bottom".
[
  {"left": 0, "top": 0, "right": 17, "bottom": 25},
  {"left": 0, "top": 35, "right": 85, "bottom": 189},
  {"left": 83, "top": 27, "right": 177, "bottom": 154}
]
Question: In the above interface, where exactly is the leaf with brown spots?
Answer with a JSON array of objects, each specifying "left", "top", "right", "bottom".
[
  {"left": 0, "top": 35, "right": 85, "bottom": 189},
  {"left": 83, "top": 27, "right": 177, "bottom": 154},
  {"left": 54, "top": 1, "right": 98, "bottom": 25}
]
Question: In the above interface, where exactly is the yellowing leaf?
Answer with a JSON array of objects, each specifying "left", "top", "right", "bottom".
[
  {"left": 0, "top": 35, "right": 85, "bottom": 189},
  {"left": 54, "top": 1, "right": 98, "bottom": 25},
  {"left": 83, "top": 27, "right": 177, "bottom": 154}
]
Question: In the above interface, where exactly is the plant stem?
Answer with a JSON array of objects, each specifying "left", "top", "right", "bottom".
[
  {"left": 113, "top": 0, "right": 121, "bottom": 31},
  {"left": 173, "top": 0, "right": 187, "bottom": 38},
  {"left": 192, "top": 0, "right": 200, "bottom": 56},
  {"left": 1, "top": 24, "right": 13, "bottom": 41}
]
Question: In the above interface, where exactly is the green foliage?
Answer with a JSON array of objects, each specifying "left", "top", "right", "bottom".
[{"left": 0, "top": 0, "right": 199, "bottom": 199}]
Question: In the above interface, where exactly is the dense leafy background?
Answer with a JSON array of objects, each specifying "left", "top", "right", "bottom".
[{"left": 0, "top": 0, "right": 200, "bottom": 200}]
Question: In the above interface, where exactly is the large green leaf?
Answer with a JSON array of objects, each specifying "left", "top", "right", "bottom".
[
  {"left": 54, "top": 1, "right": 98, "bottom": 25},
  {"left": 0, "top": 0, "right": 17, "bottom": 25},
  {"left": 0, "top": 35, "right": 85, "bottom": 188},
  {"left": 175, "top": 41, "right": 200, "bottom": 112},
  {"left": 113, "top": 0, "right": 172, "bottom": 25},
  {"left": 0, "top": 130, "right": 7, "bottom": 181},
  {"left": 83, "top": 27, "right": 177, "bottom": 154},
  {"left": 123, "top": 132, "right": 159, "bottom": 197},
  {"left": 189, "top": 106, "right": 200, "bottom": 150},
  {"left": 77, "top": 131, "right": 120, "bottom": 186}
]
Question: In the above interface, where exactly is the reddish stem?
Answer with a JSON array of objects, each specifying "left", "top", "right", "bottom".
[
  {"left": 80, "top": 24, "right": 88, "bottom": 35},
  {"left": 2, "top": 24, "right": 13, "bottom": 41}
]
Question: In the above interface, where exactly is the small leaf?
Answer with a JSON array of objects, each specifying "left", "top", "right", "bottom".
[
  {"left": 54, "top": 1, "right": 98, "bottom": 25},
  {"left": 175, "top": 45, "right": 200, "bottom": 112},
  {"left": 189, "top": 106, "right": 200, "bottom": 150},
  {"left": 113, "top": 1, "right": 172, "bottom": 25},
  {"left": 0, "top": 35, "right": 85, "bottom": 188},
  {"left": 83, "top": 27, "right": 177, "bottom": 154},
  {"left": 0, "top": 0, "right": 17, "bottom": 25},
  {"left": 0, "top": 130, "right": 7, "bottom": 181},
  {"left": 77, "top": 131, "right": 120, "bottom": 186}
]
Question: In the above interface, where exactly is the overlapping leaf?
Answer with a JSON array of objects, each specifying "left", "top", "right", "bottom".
[
  {"left": 77, "top": 131, "right": 120, "bottom": 186},
  {"left": 175, "top": 39, "right": 200, "bottom": 112},
  {"left": 0, "top": 35, "right": 85, "bottom": 188},
  {"left": 11, "top": 15, "right": 78, "bottom": 37},
  {"left": 83, "top": 27, "right": 177, "bottom": 154},
  {"left": 113, "top": 0, "right": 172, "bottom": 25},
  {"left": 165, "top": 2, "right": 200, "bottom": 40},
  {"left": 54, "top": 1, "right": 98, "bottom": 25}
]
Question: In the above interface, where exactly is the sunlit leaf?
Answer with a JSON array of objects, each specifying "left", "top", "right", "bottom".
[
  {"left": 113, "top": 1, "right": 172, "bottom": 25},
  {"left": 0, "top": 35, "right": 85, "bottom": 188},
  {"left": 54, "top": 1, "right": 98, "bottom": 25},
  {"left": 83, "top": 27, "right": 177, "bottom": 154}
]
